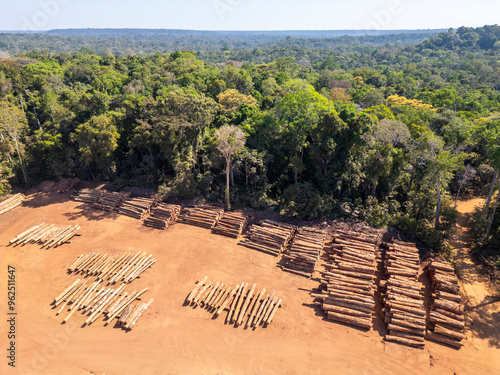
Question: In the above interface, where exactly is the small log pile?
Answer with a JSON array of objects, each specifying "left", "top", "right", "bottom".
[
  {"left": 185, "top": 276, "right": 282, "bottom": 328},
  {"left": 178, "top": 205, "right": 224, "bottom": 229},
  {"left": 52, "top": 279, "right": 151, "bottom": 329},
  {"left": 0, "top": 193, "right": 25, "bottom": 215},
  {"left": 92, "top": 191, "right": 131, "bottom": 212},
  {"left": 282, "top": 227, "right": 329, "bottom": 277},
  {"left": 239, "top": 220, "right": 297, "bottom": 256},
  {"left": 9, "top": 223, "right": 81, "bottom": 248},
  {"left": 312, "top": 230, "right": 378, "bottom": 330},
  {"left": 71, "top": 188, "right": 102, "bottom": 204},
  {"left": 68, "top": 251, "right": 156, "bottom": 284},
  {"left": 380, "top": 241, "right": 426, "bottom": 349},
  {"left": 425, "top": 258, "right": 464, "bottom": 349},
  {"left": 119, "top": 197, "right": 157, "bottom": 219},
  {"left": 212, "top": 211, "right": 249, "bottom": 238},
  {"left": 143, "top": 202, "right": 182, "bottom": 230}
]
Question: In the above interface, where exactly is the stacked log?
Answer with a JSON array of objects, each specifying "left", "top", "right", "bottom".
[
  {"left": 178, "top": 205, "right": 224, "bottom": 229},
  {"left": 185, "top": 277, "right": 282, "bottom": 328},
  {"left": 92, "top": 191, "right": 131, "bottom": 212},
  {"left": 52, "top": 279, "right": 150, "bottom": 328},
  {"left": 0, "top": 193, "right": 25, "bottom": 215},
  {"left": 239, "top": 220, "right": 297, "bottom": 256},
  {"left": 282, "top": 227, "right": 329, "bottom": 277},
  {"left": 212, "top": 212, "right": 249, "bottom": 238},
  {"left": 9, "top": 223, "right": 81, "bottom": 248},
  {"left": 143, "top": 202, "right": 182, "bottom": 230},
  {"left": 68, "top": 251, "right": 156, "bottom": 284},
  {"left": 119, "top": 197, "right": 156, "bottom": 219},
  {"left": 71, "top": 188, "right": 102, "bottom": 204},
  {"left": 425, "top": 258, "right": 464, "bottom": 348},
  {"left": 313, "top": 230, "right": 378, "bottom": 330},
  {"left": 380, "top": 241, "right": 426, "bottom": 349}
]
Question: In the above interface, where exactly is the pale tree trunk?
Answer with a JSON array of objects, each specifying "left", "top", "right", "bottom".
[
  {"left": 434, "top": 175, "right": 441, "bottom": 230},
  {"left": 13, "top": 139, "right": 27, "bottom": 184},
  {"left": 485, "top": 170, "right": 498, "bottom": 212}
]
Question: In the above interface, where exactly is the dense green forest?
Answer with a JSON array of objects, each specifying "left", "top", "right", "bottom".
[{"left": 1, "top": 25, "right": 500, "bottom": 264}]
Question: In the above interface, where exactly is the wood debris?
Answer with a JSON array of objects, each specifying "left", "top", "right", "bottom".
[
  {"left": 211, "top": 211, "right": 249, "bottom": 238},
  {"left": 119, "top": 196, "right": 156, "bottom": 219},
  {"left": 143, "top": 202, "right": 182, "bottom": 230},
  {"left": 9, "top": 222, "right": 81, "bottom": 248},
  {"left": 92, "top": 191, "right": 131, "bottom": 211},
  {"left": 178, "top": 205, "right": 224, "bottom": 229},
  {"left": 239, "top": 219, "right": 297, "bottom": 256},
  {"left": 185, "top": 277, "right": 282, "bottom": 328},
  {"left": 68, "top": 251, "right": 156, "bottom": 284},
  {"left": 282, "top": 226, "right": 329, "bottom": 277},
  {"left": 380, "top": 240, "right": 426, "bottom": 349},
  {"left": 313, "top": 229, "right": 379, "bottom": 330},
  {"left": 425, "top": 258, "right": 464, "bottom": 349},
  {"left": 0, "top": 193, "right": 25, "bottom": 215}
]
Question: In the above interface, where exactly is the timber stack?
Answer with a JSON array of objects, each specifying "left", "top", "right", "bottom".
[
  {"left": 178, "top": 205, "right": 224, "bottom": 229},
  {"left": 313, "top": 229, "right": 378, "bottom": 330},
  {"left": 0, "top": 193, "right": 25, "bottom": 215},
  {"left": 52, "top": 279, "right": 151, "bottom": 329},
  {"left": 282, "top": 227, "right": 329, "bottom": 277},
  {"left": 143, "top": 202, "right": 182, "bottom": 230},
  {"left": 239, "top": 220, "right": 297, "bottom": 256},
  {"left": 92, "top": 191, "right": 131, "bottom": 211},
  {"left": 119, "top": 196, "right": 157, "bottom": 219},
  {"left": 71, "top": 188, "right": 102, "bottom": 204},
  {"left": 69, "top": 251, "right": 156, "bottom": 284},
  {"left": 9, "top": 223, "right": 81, "bottom": 248},
  {"left": 212, "top": 211, "right": 249, "bottom": 238},
  {"left": 425, "top": 258, "right": 464, "bottom": 349},
  {"left": 380, "top": 240, "right": 426, "bottom": 349},
  {"left": 185, "top": 277, "right": 282, "bottom": 328}
]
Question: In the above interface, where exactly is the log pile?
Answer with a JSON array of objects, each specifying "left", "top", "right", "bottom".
[
  {"left": 118, "top": 197, "right": 157, "bottom": 219},
  {"left": 71, "top": 188, "right": 102, "bottom": 204},
  {"left": 425, "top": 258, "right": 464, "bottom": 349},
  {"left": 68, "top": 251, "right": 156, "bottom": 284},
  {"left": 0, "top": 193, "right": 25, "bottom": 215},
  {"left": 212, "top": 211, "right": 249, "bottom": 238},
  {"left": 178, "top": 205, "right": 224, "bottom": 229},
  {"left": 380, "top": 241, "right": 426, "bottom": 349},
  {"left": 9, "top": 223, "right": 81, "bottom": 248},
  {"left": 185, "top": 276, "right": 282, "bottom": 328},
  {"left": 239, "top": 220, "right": 297, "bottom": 256},
  {"left": 92, "top": 191, "right": 131, "bottom": 212},
  {"left": 143, "top": 202, "right": 182, "bottom": 230},
  {"left": 52, "top": 279, "right": 151, "bottom": 329},
  {"left": 282, "top": 227, "right": 329, "bottom": 277},
  {"left": 312, "top": 230, "right": 378, "bottom": 330}
]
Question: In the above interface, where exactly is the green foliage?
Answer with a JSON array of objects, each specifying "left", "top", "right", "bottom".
[{"left": 280, "top": 182, "right": 325, "bottom": 220}]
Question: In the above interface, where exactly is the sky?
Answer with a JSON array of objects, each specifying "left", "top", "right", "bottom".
[{"left": 1, "top": 0, "right": 499, "bottom": 31}]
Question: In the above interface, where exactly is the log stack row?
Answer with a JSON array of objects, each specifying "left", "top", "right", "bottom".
[
  {"left": 0, "top": 193, "right": 25, "bottom": 215},
  {"left": 282, "top": 227, "right": 329, "bottom": 277},
  {"left": 313, "top": 230, "right": 378, "bottom": 330},
  {"left": 69, "top": 251, "right": 156, "bottom": 284},
  {"left": 185, "top": 276, "right": 282, "bottom": 328},
  {"left": 239, "top": 220, "right": 297, "bottom": 256},
  {"left": 71, "top": 188, "right": 103, "bottom": 204},
  {"left": 178, "top": 205, "right": 224, "bottom": 229},
  {"left": 118, "top": 197, "right": 157, "bottom": 219},
  {"left": 143, "top": 202, "right": 182, "bottom": 230},
  {"left": 212, "top": 212, "right": 249, "bottom": 238},
  {"left": 92, "top": 191, "right": 131, "bottom": 212},
  {"left": 380, "top": 241, "right": 426, "bottom": 349},
  {"left": 116, "top": 298, "right": 154, "bottom": 330},
  {"left": 52, "top": 278, "right": 151, "bottom": 329},
  {"left": 425, "top": 258, "right": 465, "bottom": 349},
  {"left": 9, "top": 222, "right": 81, "bottom": 248}
]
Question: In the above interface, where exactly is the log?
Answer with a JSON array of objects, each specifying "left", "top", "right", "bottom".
[
  {"left": 326, "top": 311, "right": 371, "bottom": 330},
  {"left": 236, "top": 284, "right": 256, "bottom": 327},
  {"left": 426, "top": 331, "right": 463, "bottom": 349}
]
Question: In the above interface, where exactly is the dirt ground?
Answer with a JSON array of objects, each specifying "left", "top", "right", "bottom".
[{"left": 1, "top": 192, "right": 499, "bottom": 375}]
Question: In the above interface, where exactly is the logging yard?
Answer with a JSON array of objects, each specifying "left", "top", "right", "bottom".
[{"left": 0, "top": 183, "right": 499, "bottom": 375}]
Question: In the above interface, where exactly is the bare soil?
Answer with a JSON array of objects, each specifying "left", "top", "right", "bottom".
[{"left": 0, "top": 192, "right": 499, "bottom": 375}]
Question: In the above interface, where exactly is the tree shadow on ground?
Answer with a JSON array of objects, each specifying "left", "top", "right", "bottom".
[{"left": 62, "top": 203, "right": 120, "bottom": 222}]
